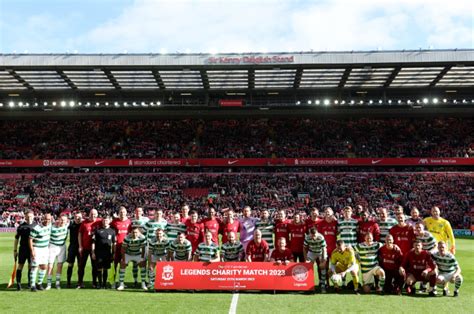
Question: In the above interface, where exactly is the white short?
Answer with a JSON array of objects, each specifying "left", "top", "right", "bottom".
[
  {"left": 307, "top": 251, "right": 327, "bottom": 263},
  {"left": 125, "top": 254, "right": 145, "bottom": 264},
  {"left": 32, "top": 247, "right": 49, "bottom": 266},
  {"left": 48, "top": 244, "right": 66, "bottom": 264},
  {"left": 345, "top": 263, "right": 359, "bottom": 274},
  {"left": 362, "top": 266, "right": 383, "bottom": 284},
  {"left": 438, "top": 272, "right": 459, "bottom": 284},
  {"left": 150, "top": 255, "right": 167, "bottom": 263}
]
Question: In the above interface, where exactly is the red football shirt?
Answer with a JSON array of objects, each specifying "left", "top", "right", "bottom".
[
  {"left": 274, "top": 219, "right": 291, "bottom": 243},
  {"left": 389, "top": 224, "right": 415, "bottom": 256},
  {"left": 111, "top": 218, "right": 131, "bottom": 245},
  {"left": 185, "top": 220, "right": 204, "bottom": 253},
  {"left": 305, "top": 217, "right": 321, "bottom": 232},
  {"left": 246, "top": 239, "right": 270, "bottom": 262},
  {"left": 402, "top": 250, "right": 436, "bottom": 277},
  {"left": 271, "top": 248, "right": 293, "bottom": 262},
  {"left": 220, "top": 220, "right": 240, "bottom": 244},
  {"left": 317, "top": 219, "right": 338, "bottom": 257},
  {"left": 379, "top": 245, "right": 403, "bottom": 271},
  {"left": 201, "top": 217, "right": 221, "bottom": 244},
  {"left": 358, "top": 219, "right": 381, "bottom": 243},
  {"left": 289, "top": 223, "right": 306, "bottom": 253},
  {"left": 79, "top": 218, "right": 103, "bottom": 250}
]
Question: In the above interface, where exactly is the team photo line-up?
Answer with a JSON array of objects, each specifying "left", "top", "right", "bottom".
[{"left": 13, "top": 204, "right": 461, "bottom": 296}]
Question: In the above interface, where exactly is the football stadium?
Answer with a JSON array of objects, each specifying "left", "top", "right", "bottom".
[
  {"left": 0, "top": 49, "right": 473, "bottom": 313},
  {"left": 1, "top": 0, "right": 474, "bottom": 312}
]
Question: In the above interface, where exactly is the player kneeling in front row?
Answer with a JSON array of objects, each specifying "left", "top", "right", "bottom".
[
  {"left": 355, "top": 232, "right": 385, "bottom": 294},
  {"left": 117, "top": 227, "right": 147, "bottom": 291},
  {"left": 168, "top": 232, "right": 193, "bottom": 261},
  {"left": 378, "top": 235, "right": 404, "bottom": 294},
  {"left": 221, "top": 231, "right": 245, "bottom": 262},
  {"left": 194, "top": 230, "right": 220, "bottom": 262},
  {"left": 399, "top": 239, "right": 438, "bottom": 296},
  {"left": 303, "top": 227, "right": 328, "bottom": 293},
  {"left": 148, "top": 228, "right": 170, "bottom": 288},
  {"left": 92, "top": 216, "right": 116, "bottom": 289},
  {"left": 271, "top": 237, "right": 294, "bottom": 265},
  {"left": 46, "top": 214, "right": 69, "bottom": 290},
  {"left": 432, "top": 241, "right": 463, "bottom": 297},
  {"left": 329, "top": 240, "right": 360, "bottom": 294}
]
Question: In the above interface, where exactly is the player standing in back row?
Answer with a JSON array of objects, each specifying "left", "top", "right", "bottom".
[
  {"left": 46, "top": 214, "right": 69, "bottom": 290},
  {"left": 29, "top": 213, "right": 52, "bottom": 292}
]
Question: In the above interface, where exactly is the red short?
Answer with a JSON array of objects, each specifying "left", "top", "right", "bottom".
[{"left": 114, "top": 244, "right": 123, "bottom": 264}]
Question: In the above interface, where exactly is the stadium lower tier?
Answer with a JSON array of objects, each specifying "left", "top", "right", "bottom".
[{"left": 1, "top": 172, "right": 472, "bottom": 228}]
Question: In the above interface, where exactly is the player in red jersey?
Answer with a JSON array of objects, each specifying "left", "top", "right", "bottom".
[
  {"left": 358, "top": 209, "right": 380, "bottom": 243},
  {"left": 185, "top": 210, "right": 204, "bottom": 253},
  {"left": 180, "top": 204, "right": 190, "bottom": 223},
  {"left": 379, "top": 234, "right": 404, "bottom": 294},
  {"left": 77, "top": 209, "right": 102, "bottom": 288},
  {"left": 201, "top": 206, "right": 221, "bottom": 244},
  {"left": 318, "top": 207, "right": 338, "bottom": 257},
  {"left": 110, "top": 206, "right": 131, "bottom": 287},
  {"left": 270, "top": 237, "right": 294, "bottom": 265},
  {"left": 389, "top": 211, "right": 415, "bottom": 256},
  {"left": 220, "top": 209, "right": 240, "bottom": 244},
  {"left": 305, "top": 207, "right": 321, "bottom": 232},
  {"left": 274, "top": 209, "right": 290, "bottom": 244},
  {"left": 353, "top": 204, "right": 365, "bottom": 221},
  {"left": 399, "top": 240, "right": 438, "bottom": 296},
  {"left": 289, "top": 213, "right": 306, "bottom": 262},
  {"left": 246, "top": 229, "right": 270, "bottom": 262}
]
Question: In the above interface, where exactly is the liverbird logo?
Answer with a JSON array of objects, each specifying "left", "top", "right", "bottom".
[
  {"left": 162, "top": 265, "right": 174, "bottom": 281},
  {"left": 418, "top": 159, "right": 429, "bottom": 164}
]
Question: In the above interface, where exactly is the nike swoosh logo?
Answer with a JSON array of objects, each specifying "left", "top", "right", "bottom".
[
  {"left": 227, "top": 160, "right": 239, "bottom": 165},
  {"left": 371, "top": 159, "right": 382, "bottom": 164},
  {"left": 94, "top": 161, "right": 105, "bottom": 165}
]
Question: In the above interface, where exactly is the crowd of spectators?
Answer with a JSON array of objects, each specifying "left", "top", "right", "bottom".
[
  {"left": 0, "top": 118, "right": 472, "bottom": 159},
  {"left": 1, "top": 173, "right": 471, "bottom": 228}
]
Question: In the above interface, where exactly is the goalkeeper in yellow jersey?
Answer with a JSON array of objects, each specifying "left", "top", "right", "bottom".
[
  {"left": 423, "top": 207, "right": 455, "bottom": 254},
  {"left": 329, "top": 240, "right": 360, "bottom": 294}
]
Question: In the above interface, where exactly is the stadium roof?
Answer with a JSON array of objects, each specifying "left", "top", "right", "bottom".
[{"left": 1, "top": 49, "right": 473, "bottom": 92}]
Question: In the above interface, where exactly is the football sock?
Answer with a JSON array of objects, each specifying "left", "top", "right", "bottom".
[
  {"left": 16, "top": 269, "right": 22, "bottom": 284},
  {"left": 353, "top": 274, "right": 359, "bottom": 290},
  {"left": 30, "top": 268, "right": 38, "bottom": 286},
  {"left": 140, "top": 267, "right": 147, "bottom": 283},
  {"left": 133, "top": 263, "right": 138, "bottom": 282},
  {"left": 38, "top": 269, "right": 46, "bottom": 284},
  {"left": 320, "top": 269, "right": 327, "bottom": 286},
  {"left": 455, "top": 275, "right": 463, "bottom": 291},
  {"left": 119, "top": 269, "right": 126, "bottom": 284}
]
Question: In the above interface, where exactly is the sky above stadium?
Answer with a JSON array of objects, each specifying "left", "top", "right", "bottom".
[{"left": 0, "top": 0, "right": 472, "bottom": 54}]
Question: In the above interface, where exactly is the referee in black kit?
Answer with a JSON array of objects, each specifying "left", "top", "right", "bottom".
[
  {"left": 13, "top": 211, "right": 36, "bottom": 290},
  {"left": 92, "top": 215, "right": 116, "bottom": 289},
  {"left": 66, "top": 211, "right": 83, "bottom": 288}
]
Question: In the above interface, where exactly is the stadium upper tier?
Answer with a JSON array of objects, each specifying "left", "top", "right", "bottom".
[
  {"left": 0, "top": 118, "right": 472, "bottom": 159},
  {"left": 1, "top": 50, "right": 473, "bottom": 108}
]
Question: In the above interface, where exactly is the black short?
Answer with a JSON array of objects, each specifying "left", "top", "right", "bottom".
[
  {"left": 18, "top": 248, "right": 31, "bottom": 265},
  {"left": 67, "top": 246, "right": 80, "bottom": 264},
  {"left": 96, "top": 254, "right": 112, "bottom": 269}
]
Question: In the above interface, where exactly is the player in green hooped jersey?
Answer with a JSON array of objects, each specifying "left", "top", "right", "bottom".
[
  {"left": 148, "top": 228, "right": 169, "bottom": 288},
  {"left": 338, "top": 206, "right": 358, "bottom": 248},
  {"left": 433, "top": 241, "right": 463, "bottom": 297},
  {"left": 29, "top": 213, "right": 52, "bottom": 292},
  {"left": 46, "top": 214, "right": 69, "bottom": 290},
  {"left": 194, "top": 231, "right": 220, "bottom": 262},
  {"left": 117, "top": 227, "right": 147, "bottom": 291},
  {"left": 166, "top": 212, "right": 186, "bottom": 242},
  {"left": 130, "top": 207, "right": 149, "bottom": 286},
  {"left": 354, "top": 232, "right": 385, "bottom": 294}
]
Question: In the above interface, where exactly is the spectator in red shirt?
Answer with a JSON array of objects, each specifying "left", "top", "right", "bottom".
[
  {"left": 389, "top": 211, "right": 415, "bottom": 256},
  {"left": 289, "top": 213, "right": 306, "bottom": 262},
  {"left": 185, "top": 210, "right": 204, "bottom": 253},
  {"left": 379, "top": 234, "right": 404, "bottom": 294},
  {"left": 358, "top": 209, "right": 380, "bottom": 243},
  {"left": 246, "top": 229, "right": 270, "bottom": 262},
  {"left": 78, "top": 209, "right": 102, "bottom": 288},
  {"left": 270, "top": 237, "right": 294, "bottom": 265},
  {"left": 400, "top": 240, "right": 438, "bottom": 296}
]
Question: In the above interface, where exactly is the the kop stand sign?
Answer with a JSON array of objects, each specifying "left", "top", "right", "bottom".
[{"left": 206, "top": 55, "right": 295, "bottom": 64}]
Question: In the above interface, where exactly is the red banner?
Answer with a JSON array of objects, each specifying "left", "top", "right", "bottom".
[
  {"left": 219, "top": 99, "right": 244, "bottom": 107},
  {"left": 0, "top": 158, "right": 472, "bottom": 168},
  {"left": 154, "top": 262, "right": 314, "bottom": 291}
]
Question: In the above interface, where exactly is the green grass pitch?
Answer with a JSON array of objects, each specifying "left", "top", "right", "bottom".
[{"left": 0, "top": 233, "right": 472, "bottom": 313}]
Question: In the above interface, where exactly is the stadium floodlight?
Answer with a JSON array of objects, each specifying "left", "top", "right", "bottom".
[
  {"left": 0, "top": 103, "right": 3, "bottom": 107},
  {"left": 422, "top": 98, "right": 429, "bottom": 104},
  {"left": 462, "top": 99, "right": 467, "bottom": 103},
  {"left": 398, "top": 100, "right": 402, "bottom": 104},
  {"left": 78, "top": 102, "right": 82, "bottom": 106},
  {"left": 388, "top": 100, "right": 392, "bottom": 104},
  {"left": 25, "top": 103, "right": 29, "bottom": 107},
  {"left": 141, "top": 102, "right": 146, "bottom": 106},
  {"left": 132, "top": 102, "right": 137, "bottom": 107},
  {"left": 95, "top": 102, "right": 100, "bottom": 107},
  {"left": 8, "top": 101, "right": 14, "bottom": 108},
  {"left": 105, "top": 102, "right": 109, "bottom": 106},
  {"left": 416, "top": 100, "right": 421, "bottom": 104},
  {"left": 157, "top": 101, "right": 161, "bottom": 106},
  {"left": 453, "top": 99, "right": 457, "bottom": 104},
  {"left": 52, "top": 101, "right": 57, "bottom": 106},
  {"left": 124, "top": 102, "right": 129, "bottom": 107},
  {"left": 350, "top": 100, "right": 355, "bottom": 105},
  {"left": 369, "top": 100, "right": 373, "bottom": 104},
  {"left": 315, "top": 100, "right": 320, "bottom": 105},
  {"left": 296, "top": 101, "right": 301, "bottom": 105},
  {"left": 432, "top": 98, "right": 439, "bottom": 104},
  {"left": 69, "top": 101, "right": 75, "bottom": 107},
  {"left": 378, "top": 100, "right": 383, "bottom": 104},
  {"left": 407, "top": 100, "right": 411, "bottom": 104},
  {"left": 443, "top": 98, "right": 447, "bottom": 103},
  {"left": 34, "top": 102, "right": 38, "bottom": 107},
  {"left": 341, "top": 100, "right": 345, "bottom": 105},
  {"left": 307, "top": 100, "right": 312, "bottom": 105},
  {"left": 60, "top": 101, "right": 66, "bottom": 107},
  {"left": 323, "top": 99, "right": 330, "bottom": 106},
  {"left": 359, "top": 100, "right": 364, "bottom": 104},
  {"left": 18, "top": 102, "right": 23, "bottom": 107},
  {"left": 43, "top": 102, "right": 48, "bottom": 106},
  {"left": 334, "top": 100, "right": 339, "bottom": 105},
  {"left": 86, "top": 102, "right": 91, "bottom": 107}
]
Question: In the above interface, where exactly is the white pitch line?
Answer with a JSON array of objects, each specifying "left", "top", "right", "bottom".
[{"left": 229, "top": 293, "right": 239, "bottom": 314}]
